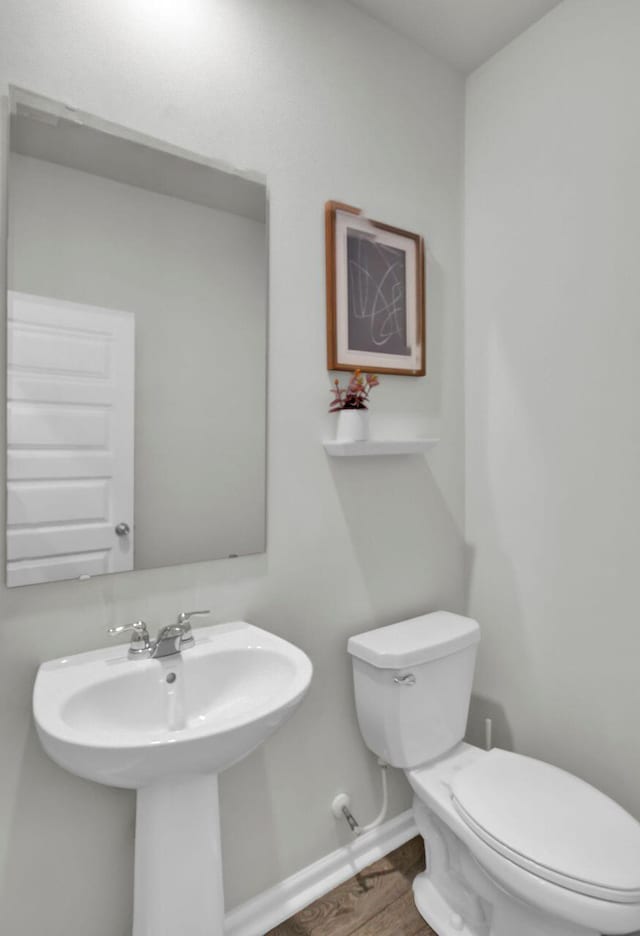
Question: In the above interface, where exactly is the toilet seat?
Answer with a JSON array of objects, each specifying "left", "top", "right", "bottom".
[{"left": 450, "top": 749, "right": 640, "bottom": 903}]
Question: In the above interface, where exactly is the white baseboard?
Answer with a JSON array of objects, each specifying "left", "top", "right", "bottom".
[{"left": 224, "top": 809, "right": 418, "bottom": 936}]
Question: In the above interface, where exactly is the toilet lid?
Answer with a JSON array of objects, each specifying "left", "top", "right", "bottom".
[{"left": 451, "top": 749, "right": 640, "bottom": 903}]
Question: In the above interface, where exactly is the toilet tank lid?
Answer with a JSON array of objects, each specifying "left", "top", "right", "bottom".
[{"left": 347, "top": 612, "right": 480, "bottom": 669}]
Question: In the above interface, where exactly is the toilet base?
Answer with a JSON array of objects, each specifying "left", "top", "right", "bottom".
[
  {"left": 412, "top": 798, "right": 600, "bottom": 936},
  {"left": 413, "top": 873, "right": 599, "bottom": 936},
  {"left": 413, "top": 874, "right": 479, "bottom": 936}
]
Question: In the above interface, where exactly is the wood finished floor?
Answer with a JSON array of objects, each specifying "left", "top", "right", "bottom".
[{"left": 265, "top": 837, "right": 436, "bottom": 936}]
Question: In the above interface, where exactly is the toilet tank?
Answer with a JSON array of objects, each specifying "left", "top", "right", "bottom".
[{"left": 348, "top": 612, "right": 480, "bottom": 769}]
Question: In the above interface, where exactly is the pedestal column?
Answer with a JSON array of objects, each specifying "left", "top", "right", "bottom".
[{"left": 133, "top": 774, "right": 224, "bottom": 936}]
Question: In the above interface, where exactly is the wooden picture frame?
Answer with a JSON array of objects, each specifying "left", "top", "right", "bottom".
[{"left": 325, "top": 201, "right": 425, "bottom": 376}]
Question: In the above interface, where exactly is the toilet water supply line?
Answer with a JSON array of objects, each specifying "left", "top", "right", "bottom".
[
  {"left": 334, "top": 758, "right": 389, "bottom": 836},
  {"left": 335, "top": 718, "right": 494, "bottom": 836},
  {"left": 335, "top": 720, "right": 494, "bottom": 836}
]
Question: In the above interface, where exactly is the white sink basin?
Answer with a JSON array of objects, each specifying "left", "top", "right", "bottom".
[
  {"left": 33, "top": 620, "right": 313, "bottom": 936},
  {"left": 34, "top": 621, "right": 312, "bottom": 789}
]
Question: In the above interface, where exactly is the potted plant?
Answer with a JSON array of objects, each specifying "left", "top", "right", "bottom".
[{"left": 329, "top": 369, "right": 380, "bottom": 442}]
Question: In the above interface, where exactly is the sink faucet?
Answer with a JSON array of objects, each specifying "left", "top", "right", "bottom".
[
  {"left": 151, "top": 611, "right": 209, "bottom": 658},
  {"left": 108, "top": 611, "right": 210, "bottom": 660}
]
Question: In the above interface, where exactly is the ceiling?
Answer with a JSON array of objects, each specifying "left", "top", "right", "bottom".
[{"left": 347, "top": 0, "right": 564, "bottom": 73}]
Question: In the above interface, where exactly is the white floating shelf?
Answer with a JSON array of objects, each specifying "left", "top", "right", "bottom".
[{"left": 323, "top": 438, "right": 439, "bottom": 457}]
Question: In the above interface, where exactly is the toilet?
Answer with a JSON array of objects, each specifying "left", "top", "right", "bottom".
[{"left": 348, "top": 612, "right": 640, "bottom": 936}]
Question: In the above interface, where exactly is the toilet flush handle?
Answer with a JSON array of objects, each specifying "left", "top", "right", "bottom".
[{"left": 393, "top": 673, "right": 416, "bottom": 687}]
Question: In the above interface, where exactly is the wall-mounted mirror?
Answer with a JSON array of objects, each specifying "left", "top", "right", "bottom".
[{"left": 5, "top": 90, "right": 268, "bottom": 587}]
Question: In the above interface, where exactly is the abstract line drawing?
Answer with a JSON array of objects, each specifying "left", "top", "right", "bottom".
[
  {"left": 326, "top": 201, "right": 425, "bottom": 376},
  {"left": 347, "top": 231, "right": 409, "bottom": 356}
]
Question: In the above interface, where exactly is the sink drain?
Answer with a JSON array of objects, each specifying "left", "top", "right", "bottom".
[{"left": 166, "top": 672, "right": 177, "bottom": 684}]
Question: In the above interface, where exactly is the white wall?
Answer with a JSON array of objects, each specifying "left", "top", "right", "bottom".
[
  {"left": 8, "top": 153, "right": 267, "bottom": 569},
  {"left": 465, "top": 0, "right": 640, "bottom": 815},
  {"left": 0, "top": 2, "right": 465, "bottom": 934}
]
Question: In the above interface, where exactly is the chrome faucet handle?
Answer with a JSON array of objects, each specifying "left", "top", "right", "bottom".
[
  {"left": 175, "top": 610, "right": 210, "bottom": 649},
  {"left": 176, "top": 610, "right": 210, "bottom": 625},
  {"left": 107, "top": 620, "right": 151, "bottom": 658}
]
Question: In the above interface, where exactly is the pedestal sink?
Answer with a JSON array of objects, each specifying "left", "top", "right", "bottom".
[{"left": 33, "top": 621, "right": 313, "bottom": 936}]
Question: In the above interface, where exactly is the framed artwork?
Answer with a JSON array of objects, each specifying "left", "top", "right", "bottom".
[{"left": 325, "top": 201, "right": 425, "bottom": 376}]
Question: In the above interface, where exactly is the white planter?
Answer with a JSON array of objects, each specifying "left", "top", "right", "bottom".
[{"left": 335, "top": 409, "right": 370, "bottom": 442}]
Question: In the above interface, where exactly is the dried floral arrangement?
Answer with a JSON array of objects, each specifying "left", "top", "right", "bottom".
[{"left": 329, "top": 369, "right": 380, "bottom": 412}]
